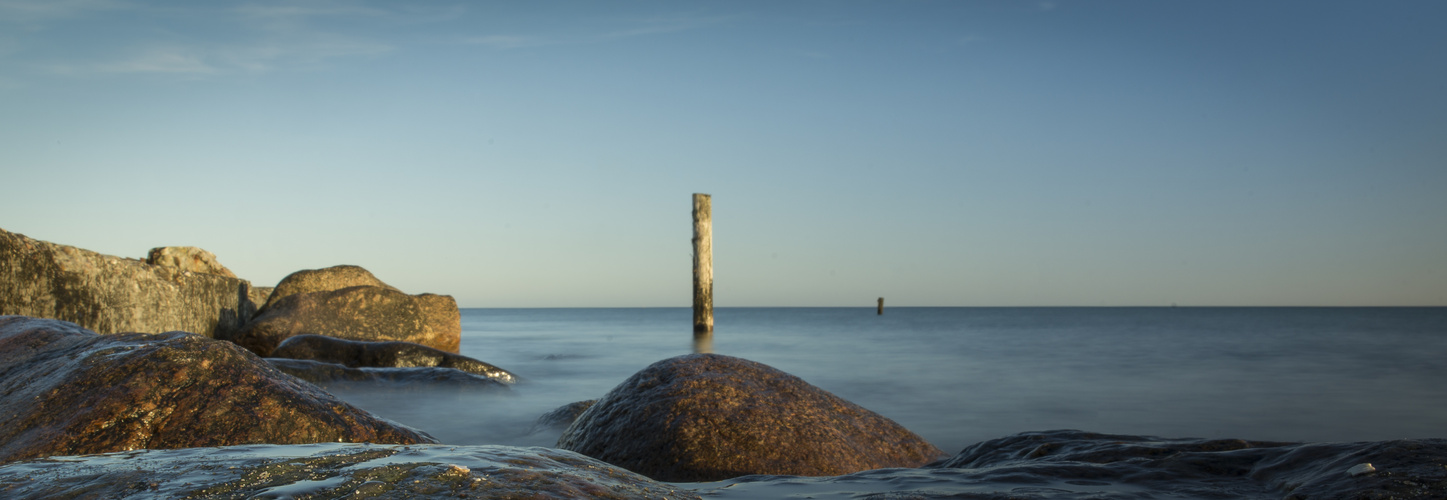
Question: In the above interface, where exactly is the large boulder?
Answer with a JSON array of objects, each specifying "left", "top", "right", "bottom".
[
  {"left": 0, "top": 443, "right": 701, "bottom": 499},
  {"left": 230, "top": 286, "right": 461, "bottom": 357},
  {"left": 0, "top": 228, "right": 254, "bottom": 338},
  {"left": 271, "top": 334, "right": 516, "bottom": 384},
  {"left": 262, "top": 264, "right": 398, "bottom": 311},
  {"left": 146, "top": 246, "right": 237, "bottom": 278},
  {"left": 557, "top": 354, "right": 945, "bottom": 482},
  {"left": 0, "top": 316, "right": 435, "bottom": 464}
]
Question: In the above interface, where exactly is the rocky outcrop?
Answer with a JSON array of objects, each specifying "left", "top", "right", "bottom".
[
  {"left": 0, "top": 316, "right": 435, "bottom": 464},
  {"left": 230, "top": 286, "right": 461, "bottom": 357},
  {"left": 262, "top": 265, "right": 398, "bottom": 311},
  {"left": 270, "top": 334, "right": 515, "bottom": 383},
  {"left": 146, "top": 246, "right": 237, "bottom": 278},
  {"left": 249, "top": 286, "right": 274, "bottom": 311},
  {"left": 0, "top": 442, "right": 701, "bottom": 499},
  {"left": 265, "top": 358, "right": 511, "bottom": 389},
  {"left": 0, "top": 228, "right": 253, "bottom": 338},
  {"left": 557, "top": 354, "right": 945, "bottom": 482}
]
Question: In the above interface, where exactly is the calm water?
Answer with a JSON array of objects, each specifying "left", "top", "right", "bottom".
[{"left": 326, "top": 307, "right": 1447, "bottom": 456}]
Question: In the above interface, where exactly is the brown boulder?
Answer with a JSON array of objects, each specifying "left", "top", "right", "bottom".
[
  {"left": 146, "top": 246, "right": 237, "bottom": 278},
  {"left": 230, "top": 286, "right": 460, "bottom": 357},
  {"left": 557, "top": 354, "right": 945, "bottom": 482},
  {"left": 271, "top": 334, "right": 517, "bottom": 384},
  {"left": 0, "top": 316, "right": 435, "bottom": 464},
  {"left": 0, "top": 227, "right": 253, "bottom": 338},
  {"left": 262, "top": 265, "right": 398, "bottom": 311}
]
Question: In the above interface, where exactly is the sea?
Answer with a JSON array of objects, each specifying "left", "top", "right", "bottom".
[{"left": 318, "top": 307, "right": 1447, "bottom": 498}]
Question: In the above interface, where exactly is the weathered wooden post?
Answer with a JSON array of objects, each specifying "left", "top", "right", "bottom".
[
  {"left": 878, "top": 297, "right": 884, "bottom": 315},
  {"left": 693, "top": 193, "right": 713, "bottom": 333}
]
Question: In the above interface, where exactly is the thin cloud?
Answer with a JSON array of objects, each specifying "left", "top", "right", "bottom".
[
  {"left": 459, "top": 34, "right": 558, "bottom": 50},
  {"left": 462, "top": 13, "right": 735, "bottom": 51},
  {"left": 0, "top": 0, "right": 129, "bottom": 23}
]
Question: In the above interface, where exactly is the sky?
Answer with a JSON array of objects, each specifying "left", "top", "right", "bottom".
[{"left": 1, "top": 1, "right": 1444, "bottom": 307}]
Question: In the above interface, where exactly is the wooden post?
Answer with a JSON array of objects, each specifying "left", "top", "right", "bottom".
[
  {"left": 693, "top": 193, "right": 713, "bottom": 333},
  {"left": 878, "top": 297, "right": 884, "bottom": 315}
]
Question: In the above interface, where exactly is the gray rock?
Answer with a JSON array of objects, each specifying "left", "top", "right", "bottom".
[
  {"left": 231, "top": 286, "right": 461, "bottom": 357},
  {"left": 262, "top": 264, "right": 399, "bottom": 312},
  {"left": 145, "top": 246, "right": 237, "bottom": 278},
  {"left": 270, "top": 334, "right": 516, "bottom": 383},
  {"left": 0, "top": 316, "right": 435, "bottom": 464},
  {"left": 0, "top": 228, "right": 254, "bottom": 338},
  {"left": 0, "top": 443, "right": 701, "bottom": 499},
  {"left": 558, "top": 353, "right": 945, "bottom": 482},
  {"left": 265, "top": 358, "right": 511, "bottom": 389}
]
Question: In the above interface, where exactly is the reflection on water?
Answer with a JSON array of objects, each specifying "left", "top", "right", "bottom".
[{"left": 692, "top": 332, "right": 713, "bottom": 354}]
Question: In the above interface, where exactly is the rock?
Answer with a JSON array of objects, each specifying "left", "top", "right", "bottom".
[
  {"left": 145, "top": 246, "right": 237, "bottom": 278},
  {"left": 0, "top": 227, "right": 254, "bottom": 339},
  {"left": 248, "top": 286, "right": 274, "bottom": 312},
  {"left": 231, "top": 286, "right": 460, "bottom": 357},
  {"left": 265, "top": 358, "right": 511, "bottom": 389},
  {"left": 530, "top": 400, "right": 597, "bottom": 434},
  {"left": 270, "top": 334, "right": 516, "bottom": 384},
  {"left": 0, "top": 316, "right": 436, "bottom": 464},
  {"left": 0, "top": 443, "right": 701, "bottom": 499},
  {"left": 262, "top": 265, "right": 399, "bottom": 312},
  {"left": 556, "top": 353, "right": 945, "bottom": 482}
]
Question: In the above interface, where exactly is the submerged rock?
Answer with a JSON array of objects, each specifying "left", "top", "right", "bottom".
[
  {"left": 231, "top": 286, "right": 461, "bottom": 357},
  {"left": 557, "top": 353, "right": 945, "bottom": 482},
  {"left": 0, "top": 316, "right": 435, "bottom": 464},
  {"left": 261, "top": 264, "right": 399, "bottom": 312},
  {"left": 270, "top": 334, "right": 516, "bottom": 384},
  {"left": 265, "top": 358, "right": 511, "bottom": 389},
  {"left": 0, "top": 227, "right": 253, "bottom": 338},
  {"left": 145, "top": 246, "right": 237, "bottom": 278},
  {"left": 530, "top": 400, "right": 597, "bottom": 434},
  {"left": 0, "top": 443, "right": 701, "bottom": 500}
]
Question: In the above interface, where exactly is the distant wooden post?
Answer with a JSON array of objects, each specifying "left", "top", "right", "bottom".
[
  {"left": 693, "top": 193, "right": 713, "bottom": 333},
  {"left": 878, "top": 297, "right": 884, "bottom": 315}
]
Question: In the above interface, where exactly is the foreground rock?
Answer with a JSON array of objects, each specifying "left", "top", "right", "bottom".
[
  {"left": 0, "top": 228, "right": 254, "bottom": 338},
  {"left": 261, "top": 264, "right": 398, "bottom": 312},
  {"left": 231, "top": 285, "right": 461, "bottom": 357},
  {"left": 0, "top": 443, "right": 701, "bottom": 500},
  {"left": 265, "top": 358, "right": 511, "bottom": 389},
  {"left": 145, "top": 246, "right": 237, "bottom": 278},
  {"left": 0, "top": 316, "right": 435, "bottom": 464},
  {"left": 557, "top": 354, "right": 945, "bottom": 481},
  {"left": 271, "top": 334, "right": 517, "bottom": 384}
]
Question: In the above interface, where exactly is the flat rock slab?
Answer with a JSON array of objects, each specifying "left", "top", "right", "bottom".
[
  {"left": 231, "top": 285, "right": 461, "bottom": 357},
  {"left": 271, "top": 334, "right": 517, "bottom": 384},
  {"left": 0, "top": 443, "right": 701, "bottom": 500},
  {"left": 0, "top": 316, "right": 435, "bottom": 464},
  {"left": 0, "top": 227, "right": 254, "bottom": 338},
  {"left": 265, "top": 358, "right": 512, "bottom": 390},
  {"left": 557, "top": 353, "right": 945, "bottom": 482}
]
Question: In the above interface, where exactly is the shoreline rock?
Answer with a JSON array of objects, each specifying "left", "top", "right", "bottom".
[
  {"left": 230, "top": 286, "right": 461, "bottom": 357},
  {"left": 270, "top": 334, "right": 516, "bottom": 383},
  {"left": 0, "top": 316, "right": 435, "bottom": 464},
  {"left": 265, "top": 358, "right": 512, "bottom": 389},
  {"left": 558, "top": 353, "right": 945, "bottom": 482},
  {"left": 0, "top": 227, "right": 254, "bottom": 339}
]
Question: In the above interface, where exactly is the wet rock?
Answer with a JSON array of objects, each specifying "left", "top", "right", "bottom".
[
  {"left": 145, "top": 246, "right": 237, "bottom": 278},
  {"left": 0, "top": 227, "right": 253, "bottom": 339},
  {"left": 530, "top": 400, "right": 597, "bottom": 434},
  {"left": 262, "top": 264, "right": 399, "bottom": 311},
  {"left": 270, "top": 334, "right": 515, "bottom": 384},
  {"left": 556, "top": 353, "right": 945, "bottom": 482},
  {"left": 0, "top": 443, "right": 701, "bottom": 500},
  {"left": 265, "top": 358, "right": 511, "bottom": 389},
  {"left": 926, "top": 430, "right": 1447, "bottom": 499},
  {"left": 0, "top": 316, "right": 435, "bottom": 464},
  {"left": 231, "top": 286, "right": 461, "bottom": 357}
]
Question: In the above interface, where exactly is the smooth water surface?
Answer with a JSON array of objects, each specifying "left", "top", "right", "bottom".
[{"left": 327, "top": 307, "right": 1447, "bottom": 455}]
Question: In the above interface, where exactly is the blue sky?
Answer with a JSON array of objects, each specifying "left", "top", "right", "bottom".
[{"left": 2, "top": 1, "right": 1444, "bottom": 307}]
